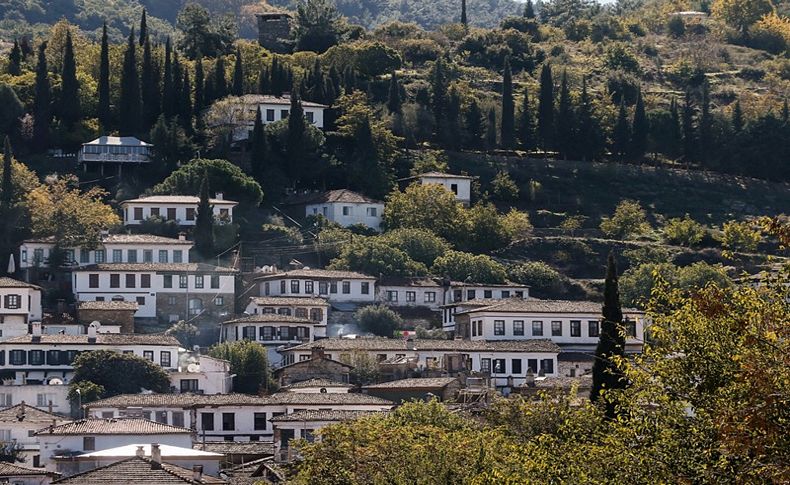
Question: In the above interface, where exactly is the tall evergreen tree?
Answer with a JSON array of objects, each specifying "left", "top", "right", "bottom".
[
  {"left": 537, "top": 63, "right": 554, "bottom": 151},
  {"left": 249, "top": 107, "right": 267, "bottom": 182},
  {"left": 431, "top": 57, "right": 448, "bottom": 132},
  {"left": 576, "top": 76, "right": 601, "bottom": 161},
  {"left": 611, "top": 100, "right": 630, "bottom": 160},
  {"left": 342, "top": 65, "right": 356, "bottom": 95},
  {"left": 194, "top": 172, "right": 215, "bottom": 259},
  {"left": 732, "top": 100, "right": 744, "bottom": 133},
  {"left": 162, "top": 38, "right": 175, "bottom": 118},
  {"left": 59, "top": 30, "right": 81, "bottom": 127},
  {"left": 446, "top": 86, "right": 462, "bottom": 151},
  {"left": 682, "top": 90, "right": 695, "bottom": 163},
  {"left": 0, "top": 137, "right": 16, "bottom": 275},
  {"left": 141, "top": 37, "right": 161, "bottom": 129},
  {"left": 486, "top": 107, "right": 497, "bottom": 150},
  {"left": 501, "top": 58, "right": 515, "bottom": 149},
  {"left": 524, "top": 0, "right": 536, "bottom": 18},
  {"left": 464, "top": 99, "right": 485, "bottom": 149},
  {"left": 329, "top": 65, "right": 342, "bottom": 97},
  {"left": 699, "top": 82, "right": 712, "bottom": 167},
  {"left": 232, "top": 48, "right": 244, "bottom": 96},
  {"left": 461, "top": 0, "right": 468, "bottom": 25},
  {"left": 119, "top": 28, "right": 142, "bottom": 136},
  {"left": 286, "top": 91, "right": 307, "bottom": 182},
  {"left": 555, "top": 69, "right": 573, "bottom": 159},
  {"left": 213, "top": 56, "right": 227, "bottom": 101},
  {"left": 1, "top": 136, "right": 12, "bottom": 206},
  {"left": 387, "top": 71, "right": 402, "bottom": 114},
  {"left": 783, "top": 99, "right": 789, "bottom": 123},
  {"left": 139, "top": 8, "right": 148, "bottom": 46},
  {"left": 590, "top": 253, "right": 626, "bottom": 419},
  {"left": 194, "top": 56, "right": 205, "bottom": 114},
  {"left": 7, "top": 40, "right": 21, "bottom": 76},
  {"left": 257, "top": 66, "right": 270, "bottom": 94},
  {"left": 172, "top": 52, "right": 184, "bottom": 120},
  {"left": 32, "top": 42, "right": 51, "bottom": 150},
  {"left": 98, "top": 23, "right": 111, "bottom": 130},
  {"left": 517, "top": 87, "right": 535, "bottom": 151},
  {"left": 630, "top": 88, "right": 648, "bottom": 162},
  {"left": 669, "top": 97, "right": 682, "bottom": 158},
  {"left": 180, "top": 70, "right": 193, "bottom": 132}
]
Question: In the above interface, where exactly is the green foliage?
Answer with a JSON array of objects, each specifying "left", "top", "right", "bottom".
[
  {"left": 431, "top": 250, "right": 507, "bottom": 283},
  {"left": 294, "top": 0, "right": 344, "bottom": 53},
  {"left": 153, "top": 158, "right": 263, "bottom": 209},
  {"left": 599, "top": 200, "right": 650, "bottom": 240},
  {"left": 355, "top": 304, "right": 403, "bottom": 336},
  {"left": 718, "top": 220, "right": 762, "bottom": 252},
  {"left": 208, "top": 340, "right": 275, "bottom": 394},
  {"left": 165, "top": 320, "right": 199, "bottom": 348},
  {"left": 383, "top": 183, "right": 466, "bottom": 242},
  {"left": 620, "top": 261, "right": 732, "bottom": 307},
  {"left": 663, "top": 214, "right": 705, "bottom": 246},
  {"left": 176, "top": 3, "right": 236, "bottom": 59},
  {"left": 67, "top": 381, "right": 105, "bottom": 406},
  {"left": 667, "top": 15, "right": 685, "bottom": 38},
  {"left": 0, "top": 84, "right": 23, "bottom": 136},
  {"left": 507, "top": 261, "right": 564, "bottom": 295},
  {"left": 590, "top": 253, "right": 625, "bottom": 415},
  {"left": 329, "top": 237, "right": 428, "bottom": 277},
  {"left": 70, "top": 350, "right": 171, "bottom": 399},
  {"left": 491, "top": 170, "right": 519, "bottom": 201},
  {"left": 379, "top": 228, "right": 450, "bottom": 267},
  {"left": 194, "top": 173, "right": 215, "bottom": 258}
]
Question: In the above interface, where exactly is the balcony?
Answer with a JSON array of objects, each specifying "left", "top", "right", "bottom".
[{"left": 78, "top": 152, "right": 151, "bottom": 163}]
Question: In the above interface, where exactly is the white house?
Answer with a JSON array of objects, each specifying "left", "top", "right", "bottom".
[
  {"left": 120, "top": 195, "right": 238, "bottom": 227},
  {"left": 0, "top": 277, "right": 42, "bottom": 339},
  {"left": 0, "top": 403, "right": 70, "bottom": 467},
  {"left": 77, "top": 136, "right": 152, "bottom": 176},
  {"left": 221, "top": 314, "right": 322, "bottom": 365},
  {"left": 244, "top": 296, "right": 329, "bottom": 327},
  {"left": 19, "top": 234, "right": 194, "bottom": 274},
  {"left": 454, "top": 299, "right": 646, "bottom": 353},
  {"left": 440, "top": 283, "right": 530, "bottom": 331},
  {"left": 71, "top": 263, "right": 237, "bottom": 323},
  {"left": 377, "top": 277, "right": 444, "bottom": 311},
  {"left": 400, "top": 172, "right": 475, "bottom": 206},
  {"left": 170, "top": 354, "right": 232, "bottom": 395},
  {"left": 35, "top": 418, "right": 193, "bottom": 471},
  {"left": 0, "top": 461, "right": 60, "bottom": 484},
  {"left": 0, "top": 382, "right": 70, "bottom": 415},
  {"left": 256, "top": 269, "right": 376, "bottom": 305},
  {"left": 286, "top": 189, "right": 384, "bottom": 230},
  {"left": 48, "top": 453, "right": 224, "bottom": 485}
]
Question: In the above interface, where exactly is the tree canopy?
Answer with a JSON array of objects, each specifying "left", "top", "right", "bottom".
[
  {"left": 70, "top": 350, "right": 171, "bottom": 402},
  {"left": 153, "top": 158, "right": 263, "bottom": 209}
]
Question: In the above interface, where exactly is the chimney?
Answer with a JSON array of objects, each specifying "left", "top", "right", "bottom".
[
  {"left": 135, "top": 446, "right": 144, "bottom": 458},
  {"left": 48, "top": 400, "right": 53, "bottom": 414},
  {"left": 150, "top": 443, "right": 161, "bottom": 469},
  {"left": 31, "top": 322, "right": 42, "bottom": 339},
  {"left": 192, "top": 465, "right": 204, "bottom": 482},
  {"left": 178, "top": 232, "right": 186, "bottom": 241},
  {"left": 310, "top": 346, "right": 325, "bottom": 360},
  {"left": 214, "top": 192, "right": 224, "bottom": 200},
  {"left": 87, "top": 322, "right": 97, "bottom": 343}
]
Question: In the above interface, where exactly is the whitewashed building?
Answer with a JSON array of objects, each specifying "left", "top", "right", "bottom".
[
  {"left": 286, "top": 189, "right": 384, "bottom": 230},
  {"left": 0, "top": 403, "right": 70, "bottom": 467},
  {"left": 244, "top": 296, "right": 329, "bottom": 327},
  {"left": 256, "top": 269, "right": 376, "bottom": 305},
  {"left": 377, "top": 277, "right": 445, "bottom": 310},
  {"left": 0, "top": 278, "right": 42, "bottom": 339},
  {"left": 120, "top": 195, "right": 238, "bottom": 227},
  {"left": 77, "top": 136, "right": 152, "bottom": 176},
  {"left": 400, "top": 172, "right": 475, "bottom": 206},
  {"left": 221, "top": 314, "right": 320, "bottom": 364},
  {"left": 170, "top": 354, "right": 232, "bottom": 395}
]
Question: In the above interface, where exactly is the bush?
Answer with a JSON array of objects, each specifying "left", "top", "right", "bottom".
[
  {"left": 507, "top": 261, "right": 565, "bottom": 295},
  {"left": 718, "top": 220, "right": 762, "bottom": 252},
  {"left": 604, "top": 43, "right": 641, "bottom": 74},
  {"left": 663, "top": 214, "right": 705, "bottom": 246},
  {"left": 355, "top": 305, "right": 403, "bottom": 337},
  {"left": 749, "top": 13, "right": 790, "bottom": 54},
  {"left": 431, "top": 250, "right": 507, "bottom": 284},
  {"left": 260, "top": 223, "right": 303, "bottom": 246},
  {"left": 667, "top": 15, "right": 686, "bottom": 38},
  {"left": 380, "top": 228, "right": 450, "bottom": 267},
  {"left": 329, "top": 237, "right": 428, "bottom": 277},
  {"left": 400, "top": 38, "right": 442, "bottom": 65},
  {"left": 600, "top": 200, "right": 651, "bottom": 240},
  {"left": 491, "top": 170, "right": 519, "bottom": 201}
]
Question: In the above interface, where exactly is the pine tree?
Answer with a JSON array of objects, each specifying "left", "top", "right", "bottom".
[
  {"left": 32, "top": 42, "right": 51, "bottom": 150},
  {"left": 501, "top": 58, "right": 515, "bottom": 149},
  {"left": 555, "top": 69, "right": 573, "bottom": 159},
  {"left": 431, "top": 57, "right": 448, "bottom": 131},
  {"left": 194, "top": 56, "right": 205, "bottom": 113},
  {"left": 194, "top": 173, "right": 215, "bottom": 259},
  {"left": 517, "top": 87, "right": 535, "bottom": 151},
  {"left": 524, "top": 0, "right": 536, "bottom": 19},
  {"left": 732, "top": 100, "right": 744, "bottom": 133},
  {"left": 699, "top": 82, "right": 712, "bottom": 167},
  {"left": 537, "top": 63, "right": 554, "bottom": 151},
  {"left": 612, "top": 100, "right": 630, "bottom": 160},
  {"left": 486, "top": 107, "right": 497, "bottom": 149},
  {"left": 250, "top": 107, "right": 267, "bottom": 182},
  {"left": 119, "top": 28, "right": 142, "bottom": 136},
  {"left": 1, "top": 136, "right": 12, "bottom": 206},
  {"left": 590, "top": 253, "right": 626, "bottom": 419},
  {"left": 464, "top": 99, "right": 485, "bottom": 149},
  {"left": 139, "top": 8, "right": 147, "bottom": 46},
  {"left": 630, "top": 88, "right": 648, "bottom": 162},
  {"left": 682, "top": 90, "right": 695, "bottom": 163},
  {"left": 232, "top": 48, "right": 244, "bottom": 96},
  {"left": 59, "top": 30, "right": 81, "bottom": 127},
  {"left": 162, "top": 38, "right": 175, "bottom": 118},
  {"left": 461, "top": 0, "right": 468, "bottom": 25},
  {"left": 213, "top": 56, "right": 227, "bottom": 101},
  {"left": 7, "top": 40, "right": 21, "bottom": 76},
  {"left": 669, "top": 97, "right": 682, "bottom": 158},
  {"left": 387, "top": 71, "right": 402, "bottom": 114},
  {"left": 141, "top": 37, "right": 161, "bottom": 130},
  {"left": 98, "top": 23, "right": 111, "bottom": 130}
]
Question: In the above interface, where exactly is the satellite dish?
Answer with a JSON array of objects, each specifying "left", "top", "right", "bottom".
[
  {"left": 319, "top": 388, "right": 327, "bottom": 393},
  {"left": 48, "top": 378, "right": 64, "bottom": 386},
  {"left": 187, "top": 363, "right": 201, "bottom": 373}
]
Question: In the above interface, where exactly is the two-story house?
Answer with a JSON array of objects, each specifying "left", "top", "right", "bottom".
[
  {"left": 0, "top": 278, "right": 42, "bottom": 339},
  {"left": 255, "top": 269, "right": 376, "bottom": 305},
  {"left": 221, "top": 314, "right": 320, "bottom": 364},
  {"left": 0, "top": 403, "right": 70, "bottom": 466},
  {"left": 120, "top": 195, "right": 238, "bottom": 227},
  {"left": 244, "top": 296, "right": 329, "bottom": 327},
  {"left": 283, "top": 189, "right": 384, "bottom": 230},
  {"left": 376, "top": 277, "right": 445, "bottom": 311},
  {"left": 439, "top": 282, "right": 531, "bottom": 331},
  {"left": 77, "top": 136, "right": 152, "bottom": 176}
]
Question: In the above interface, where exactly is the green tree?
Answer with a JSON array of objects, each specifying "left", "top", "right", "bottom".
[
  {"left": 599, "top": 200, "right": 650, "bottom": 240},
  {"left": 611, "top": 100, "right": 630, "bottom": 160},
  {"left": 431, "top": 57, "right": 448, "bottom": 133},
  {"left": 209, "top": 340, "right": 274, "bottom": 394},
  {"left": 141, "top": 37, "right": 160, "bottom": 130},
  {"left": 6, "top": 40, "right": 21, "bottom": 76},
  {"left": 718, "top": 220, "right": 761, "bottom": 252},
  {"left": 387, "top": 71, "right": 402, "bottom": 114},
  {"left": 194, "top": 56, "right": 205, "bottom": 114},
  {"left": 712, "top": 0, "right": 772, "bottom": 34},
  {"left": 491, "top": 170, "right": 519, "bottom": 201},
  {"left": 330, "top": 237, "right": 427, "bottom": 277},
  {"left": 501, "top": 58, "right": 515, "bottom": 149},
  {"left": 70, "top": 350, "right": 171, "bottom": 400},
  {"left": 139, "top": 8, "right": 147, "bottom": 45},
  {"left": 162, "top": 38, "right": 175, "bottom": 118},
  {"left": 524, "top": 0, "right": 536, "bottom": 18},
  {"left": 507, "top": 261, "right": 565, "bottom": 296},
  {"left": 555, "top": 69, "right": 573, "bottom": 159},
  {"left": 194, "top": 173, "right": 215, "bottom": 258},
  {"left": 629, "top": 88, "right": 648, "bottom": 162},
  {"left": 153, "top": 158, "right": 264, "bottom": 209},
  {"left": 731, "top": 100, "right": 744, "bottom": 133},
  {"left": 663, "top": 214, "right": 705, "bottom": 246},
  {"left": 576, "top": 76, "right": 602, "bottom": 161},
  {"left": 486, "top": 107, "right": 497, "bottom": 149},
  {"left": 176, "top": 3, "right": 236, "bottom": 59},
  {"left": 165, "top": 320, "right": 199, "bottom": 348},
  {"left": 232, "top": 47, "right": 244, "bottom": 96},
  {"left": 294, "top": 0, "right": 344, "bottom": 53},
  {"left": 355, "top": 304, "right": 403, "bottom": 336},
  {"left": 461, "top": 0, "right": 468, "bottom": 25},
  {"left": 682, "top": 90, "right": 695, "bottom": 162},
  {"left": 518, "top": 86, "right": 535, "bottom": 151},
  {"left": 0, "top": 85, "right": 23, "bottom": 137},
  {"left": 379, "top": 228, "right": 450, "bottom": 267},
  {"left": 249, "top": 107, "right": 267, "bottom": 182},
  {"left": 32, "top": 43, "right": 51, "bottom": 149},
  {"left": 537, "top": 63, "right": 554, "bottom": 150},
  {"left": 383, "top": 183, "right": 466, "bottom": 242},
  {"left": 97, "top": 23, "right": 111, "bottom": 130},
  {"left": 119, "top": 28, "right": 141, "bottom": 136},
  {"left": 698, "top": 82, "right": 712, "bottom": 167},
  {"left": 431, "top": 250, "right": 507, "bottom": 283},
  {"left": 464, "top": 99, "right": 485, "bottom": 149}
]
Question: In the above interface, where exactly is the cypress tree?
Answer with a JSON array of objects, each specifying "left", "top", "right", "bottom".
[
  {"left": 555, "top": 69, "right": 573, "bottom": 159},
  {"left": 194, "top": 172, "right": 215, "bottom": 259},
  {"left": 732, "top": 100, "right": 743, "bottom": 133},
  {"left": 630, "top": 88, "right": 648, "bottom": 162},
  {"left": 139, "top": 8, "right": 147, "bottom": 46},
  {"left": 447, "top": 86, "right": 462, "bottom": 151},
  {"left": 257, "top": 66, "right": 270, "bottom": 94},
  {"left": 1, "top": 136, "right": 13, "bottom": 206},
  {"left": 324, "top": 77, "right": 336, "bottom": 105},
  {"left": 682, "top": 90, "right": 695, "bottom": 163},
  {"left": 232, "top": 48, "right": 244, "bottom": 96},
  {"left": 590, "top": 253, "right": 626, "bottom": 419},
  {"left": 342, "top": 65, "right": 356, "bottom": 95},
  {"left": 194, "top": 56, "right": 205, "bottom": 113},
  {"left": 537, "top": 63, "right": 554, "bottom": 151},
  {"left": 486, "top": 107, "right": 497, "bottom": 150},
  {"left": 699, "top": 82, "right": 712, "bottom": 167},
  {"left": 524, "top": 0, "right": 536, "bottom": 19},
  {"left": 387, "top": 71, "right": 402, "bottom": 114},
  {"left": 461, "top": 0, "right": 468, "bottom": 26},
  {"left": 501, "top": 58, "right": 515, "bottom": 149},
  {"left": 783, "top": 99, "right": 789, "bottom": 123},
  {"left": 119, "top": 28, "right": 141, "bottom": 136},
  {"left": 669, "top": 97, "right": 682, "bottom": 158},
  {"left": 98, "top": 23, "right": 111, "bottom": 130},
  {"left": 250, "top": 107, "right": 267, "bottom": 182},
  {"left": 141, "top": 37, "right": 161, "bottom": 129},
  {"left": 7, "top": 40, "right": 21, "bottom": 76},
  {"left": 32, "top": 42, "right": 51, "bottom": 150},
  {"left": 213, "top": 56, "right": 227, "bottom": 100},
  {"left": 59, "top": 30, "right": 81, "bottom": 127},
  {"left": 431, "top": 57, "right": 448, "bottom": 129},
  {"left": 286, "top": 91, "right": 307, "bottom": 181},
  {"left": 329, "top": 65, "right": 341, "bottom": 97},
  {"left": 518, "top": 87, "right": 535, "bottom": 151},
  {"left": 576, "top": 76, "right": 601, "bottom": 162},
  {"left": 180, "top": 70, "right": 193, "bottom": 132},
  {"left": 464, "top": 99, "right": 485, "bottom": 149},
  {"left": 162, "top": 38, "right": 175, "bottom": 118},
  {"left": 612, "top": 100, "right": 630, "bottom": 160},
  {"left": 172, "top": 52, "right": 184, "bottom": 120}
]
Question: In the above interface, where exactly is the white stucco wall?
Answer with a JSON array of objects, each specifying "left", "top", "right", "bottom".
[{"left": 304, "top": 202, "right": 384, "bottom": 230}]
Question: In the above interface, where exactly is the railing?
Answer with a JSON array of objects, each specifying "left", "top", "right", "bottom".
[{"left": 78, "top": 153, "right": 151, "bottom": 163}]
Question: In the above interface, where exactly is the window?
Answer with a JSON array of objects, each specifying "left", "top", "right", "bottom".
[
  {"left": 210, "top": 275, "right": 220, "bottom": 289},
  {"left": 309, "top": 308, "right": 323, "bottom": 322},
  {"left": 366, "top": 207, "right": 377, "bottom": 217},
  {"left": 540, "top": 359, "right": 554, "bottom": 374},
  {"left": 9, "top": 350, "right": 25, "bottom": 365},
  {"left": 33, "top": 248, "right": 44, "bottom": 264},
  {"left": 155, "top": 411, "right": 168, "bottom": 424},
  {"left": 361, "top": 282, "right": 369, "bottom": 294},
  {"left": 188, "top": 298, "right": 203, "bottom": 316},
  {"left": 141, "top": 274, "right": 151, "bottom": 288},
  {"left": 406, "top": 291, "right": 416, "bottom": 302},
  {"left": 159, "top": 250, "right": 168, "bottom": 263},
  {"left": 21, "top": 249, "right": 27, "bottom": 263},
  {"left": 527, "top": 359, "right": 538, "bottom": 373},
  {"left": 330, "top": 281, "right": 337, "bottom": 294},
  {"left": 513, "top": 320, "right": 525, "bottom": 336},
  {"left": 110, "top": 274, "right": 120, "bottom": 288},
  {"left": 551, "top": 321, "right": 563, "bottom": 336},
  {"left": 88, "top": 274, "right": 99, "bottom": 288},
  {"left": 480, "top": 358, "right": 491, "bottom": 373},
  {"left": 290, "top": 280, "right": 300, "bottom": 293},
  {"left": 163, "top": 274, "right": 173, "bottom": 288},
  {"left": 179, "top": 275, "right": 188, "bottom": 289},
  {"left": 494, "top": 320, "right": 505, "bottom": 336},
  {"left": 625, "top": 319, "right": 637, "bottom": 337},
  {"left": 492, "top": 359, "right": 506, "bottom": 374},
  {"left": 222, "top": 413, "right": 235, "bottom": 431},
  {"left": 133, "top": 207, "right": 143, "bottom": 221},
  {"left": 112, "top": 249, "right": 122, "bottom": 263},
  {"left": 214, "top": 296, "right": 224, "bottom": 306},
  {"left": 95, "top": 249, "right": 105, "bottom": 263},
  {"left": 305, "top": 281, "right": 314, "bottom": 294},
  {"left": 186, "top": 208, "right": 195, "bottom": 221},
  {"left": 570, "top": 320, "right": 581, "bottom": 337},
  {"left": 195, "top": 275, "right": 204, "bottom": 289},
  {"left": 167, "top": 208, "right": 176, "bottom": 220},
  {"left": 254, "top": 413, "right": 267, "bottom": 430},
  {"left": 532, "top": 321, "right": 543, "bottom": 336},
  {"left": 278, "top": 307, "right": 292, "bottom": 316},
  {"left": 29, "top": 350, "right": 44, "bottom": 365},
  {"left": 305, "top": 111, "right": 315, "bottom": 123},
  {"left": 424, "top": 292, "right": 436, "bottom": 303},
  {"left": 80, "top": 249, "right": 90, "bottom": 264},
  {"left": 160, "top": 352, "right": 171, "bottom": 367},
  {"left": 387, "top": 291, "right": 398, "bottom": 302},
  {"left": 266, "top": 108, "right": 275, "bottom": 121},
  {"left": 588, "top": 320, "right": 599, "bottom": 338},
  {"left": 450, "top": 183, "right": 458, "bottom": 194},
  {"left": 126, "top": 249, "right": 137, "bottom": 263},
  {"left": 173, "top": 250, "right": 183, "bottom": 263},
  {"left": 143, "top": 351, "right": 154, "bottom": 362},
  {"left": 83, "top": 437, "right": 95, "bottom": 451},
  {"left": 260, "top": 326, "right": 273, "bottom": 340},
  {"left": 471, "top": 320, "right": 477, "bottom": 337},
  {"left": 172, "top": 412, "right": 185, "bottom": 427},
  {"left": 280, "top": 109, "right": 289, "bottom": 119},
  {"left": 180, "top": 379, "right": 199, "bottom": 392},
  {"left": 318, "top": 281, "right": 328, "bottom": 295},
  {"left": 467, "top": 290, "right": 476, "bottom": 300},
  {"left": 136, "top": 296, "right": 145, "bottom": 306},
  {"left": 143, "top": 250, "right": 153, "bottom": 263},
  {"left": 512, "top": 359, "right": 523, "bottom": 374},
  {"left": 201, "top": 413, "right": 215, "bottom": 431},
  {"left": 295, "top": 308, "right": 308, "bottom": 319},
  {"left": 342, "top": 206, "right": 351, "bottom": 216},
  {"left": 501, "top": 290, "right": 510, "bottom": 298},
  {"left": 125, "top": 274, "right": 135, "bottom": 288},
  {"left": 95, "top": 296, "right": 105, "bottom": 302},
  {"left": 150, "top": 208, "right": 160, "bottom": 217},
  {"left": 484, "top": 290, "right": 492, "bottom": 298},
  {"left": 37, "top": 393, "right": 51, "bottom": 407},
  {"left": 242, "top": 326, "right": 256, "bottom": 340}
]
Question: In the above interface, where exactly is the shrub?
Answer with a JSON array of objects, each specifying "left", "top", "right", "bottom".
[
  {"left": 663, "top": 214, "right": 705, "bottom": 246},
  {"left": 491, "top": 170, "right": 519, "bottom": 201},
  {"left": 749, "top": 13, "right": 790, "bottom": 54},
  {"left": 718, "top": 220, "right": 762, "bottom": 252},
  {"left": 355, "top": 305, "right": 403, "bottom": 337},
  {"left": 431, "top": 251, "right": 507, "bottom": 284},
  {"left": 600, "top": 200, "right": 651, "bottom": 240},
  {"left": 507, "top": 261, "right": 564, "bottom": 295},
  {"left": 604, "top": 43, "right": 641, "bottom": 74},
  {"left": 667, "top": 15, "right": 686, "bottom": 38},
  {"left": 400, "top": 38, "right": 442, "bottom": 65}
]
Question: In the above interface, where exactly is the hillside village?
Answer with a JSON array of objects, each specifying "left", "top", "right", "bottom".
[{"left": 0, "top": 0, "right": 787, "bottom": 483}]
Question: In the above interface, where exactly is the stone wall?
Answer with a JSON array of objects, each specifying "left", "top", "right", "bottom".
[
  {"left": 257, "top": 13, "right": 293, "bottom": 54},
  {"left": 78, "top": 309, "right": 135, "bottom": 333},
  {"left": 275, "top": 356, "right": 352, "bottom": 386}
]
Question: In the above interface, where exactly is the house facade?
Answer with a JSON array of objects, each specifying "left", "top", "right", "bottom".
[
  {"left": 169, "top": 354, "right": 232, "bottom": 395},
  {"left": 377, "top": 277, "right": 445, "bottom": 311},
  {"left": 220, "top": 314, "right": 320, "bottom": 365},
  {"left": 244, "top": 296, "right": 329, "bottom": 327},
  {"left": 72, "top": 263, "right": 236, "bottom": 323},
  {"left": 77, "top": 136, "right": 152, "bottom": 176},
  {"left": 401, "top": 172, "right": 475, "bottom": 206},
  {"left": 256, "top": 269, "right": 376, "bottom": 304},
  {"left": 285, "top": 189, "right": 384, "bottom": 230},
  {"left": 0, "top": 278, "right": 42, "bottom": 339},
  {"left": 120, "top": 195, "right": 238, "bottom": 227},
  {"left": 0, "top": 403, "right": 70, "bottom": 467}
]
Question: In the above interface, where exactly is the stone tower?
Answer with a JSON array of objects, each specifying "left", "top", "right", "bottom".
[{"left": 256, "top": 12, "right": 294, "bottom": 54}]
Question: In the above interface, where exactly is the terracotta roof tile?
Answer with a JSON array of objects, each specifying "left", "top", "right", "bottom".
[
  {"left": 0, "top": 461, "right": 60, "bottom": 477},
  {"left": 87, "top": 394, "right": 270, "bottom": 409},
  {"left": 73, "top": 263, "right": 236, "bottom": 273},
  {"left": 270, "top": 409, "right": 382, "bottom": 422},
  {"left": 457, "top": 299, "right": 644, "bottom": 315},
  {"left": 248, "top": 296, "right": 329, "bottom": 306},
  {"left": 362, "top": 377, "right": 459, "bottom": 389},
  {"left": 2, "top": 334, "right": 180, "bottom": 346},
  {"left": 193, "top": 441, "right": 274, "bottom": 456},
  {"left": 0, "top": 403, "right": 68, "bottom": 424},
  {"left": 0, "top": 277, "right": 41, "bottom": 290},
  {"left": 121, "top": 195, "right": 237, "bottom": 205},
  {"left": 222, "top": 314, "right": 317, "bottom": 325},
  {"left": 254, "top": 269, "right": 375, "bottom": 281},
  {"left": 51, "top": 456, "right": 225, "bottom": 484},
  {"left": 37, "top": 418, "right": 192, "bottom": 436},
  {"left": 285, "top": 337, "right": 561, "bottom": 353},
  {"left": 282, "top": 378, "right": 353, "bottom": 390},
  {"left": 78, "top": 301, "right": 139, "bottom": 311}
]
